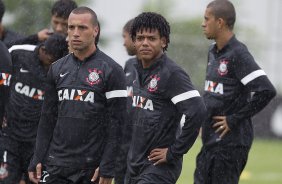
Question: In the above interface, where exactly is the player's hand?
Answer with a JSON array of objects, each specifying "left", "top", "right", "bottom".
[
  {"left": 212, "top": 116, "right": 230, "bottom": 138},
  {"left": 91, "top": 167, "right": 113, "bottom": 184},
  {"left": 0, "top": 162, "right": 8, "bottom": 179},
  {"left": 37, "top": 29, "right": 51, "bottom": 41},
  {"left": 97, "top": 177, "right": 113, "bottom": 184},
  {"left": 148, "top": 148, "right": 168, "bottom": 165},
  {"left": 28, "top": 163, "right": 42, "bottom": 184}
]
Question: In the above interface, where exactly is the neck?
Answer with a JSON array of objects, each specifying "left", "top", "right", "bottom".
[
  {"left": 215, "top": 30, "right": 234, "bottom": 51},
  {"left": 74, "top": 44, "right": 97, "bottom": 61},
  {"left": 142, "top": 60, "right": 152, "bottom": 69},
  {"left": 141, "top": 51, "right": 163, "bottom": 69}
]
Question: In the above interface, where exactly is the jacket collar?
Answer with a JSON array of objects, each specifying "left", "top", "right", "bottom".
[{"left": 136, "top": 53, "right": 166, "bottom": 72}]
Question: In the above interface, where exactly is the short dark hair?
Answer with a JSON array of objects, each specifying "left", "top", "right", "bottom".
[
  {"left": 123, "top": 19, "right": 134, "bottom": 34},
  {"left": 44, "top": 33, "right": 68, "bottom": 61},
  {"left": 0, "top": 0, "right": 5, "bottom": 23},
  {"left": 51, "top": 0, "right": 77, "bottom": 19},
  {"left": 71, "top": 6, "right": 98, "bottom": 26},
  {"left": 207, "top": 0, "right": 236, "bottom": 30},
  {"left": 71, "top": 6, "right": 100, "bottom": 45},
  {"left": 131, "top": 12, "right": 170, "bottom": 51}
]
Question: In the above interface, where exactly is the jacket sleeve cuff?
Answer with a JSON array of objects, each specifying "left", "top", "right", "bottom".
[
  {"left": 226, "top": 115, "right": 238, "bottom": 130},
  {"left": 28, "top": 155, "right": 40, "bottom": 172},
  {"left": 166, "top": 147, "right": 180, "bottom": 163}
]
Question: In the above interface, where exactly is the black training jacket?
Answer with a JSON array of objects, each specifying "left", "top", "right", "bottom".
[
  {"left": 4, "top": 45, "right": 47, "bottom": 141},
  {"left": 6, "top": 34, "right": 40, "bottom": 49},
  {"left": 127, "top": 54, "right": 207, "bottom": 178},
  {"left": 29, "top": 49, "right": 127, "bottom": 178},
  {"left": 3, "top": 44, "right": 48, "bottom": 142},
  {"left": 1, "top": 29, "right": 25, "bottom": 48},
  {"left": 115, "top": 58, "right": 137, "bottom": 184},
  {"left": 202, "top": 35, "right": 276, "bottom": 148},
  {"left": 0, "top": 41, "right": 12, "bottom": 125}
]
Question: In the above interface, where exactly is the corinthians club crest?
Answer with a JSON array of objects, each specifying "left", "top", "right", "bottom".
[
  {"left": 218, "top": 59, "right": 229, "bottom": 76},
  {"left": 86, "top": 68, "right": 102, "bottom": 86},
  {"left": 148, "top": 74, "right": 160, "bottom": 92}
]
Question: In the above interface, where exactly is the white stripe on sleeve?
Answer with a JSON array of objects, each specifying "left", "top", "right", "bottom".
[
  {"left": 106, "top": 90, "right": 127, "bottom": 99},
  {"left": 8, "top": 44, "right": 37, "bottom": 53},
  {"left": 241, "top": 70, "right": 266, "bottom": 85},
  {"left": 171, "top": 90, "right": 200, "bottom": 104}
]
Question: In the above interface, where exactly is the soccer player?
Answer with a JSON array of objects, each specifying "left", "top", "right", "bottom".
[
  {"left": 0, "top": 40, "right": 11, "bottom": 128},
  {"left": 0, "top": 33, "right": 68, "bottom": 184},
  {"left": 194, "top": 1, "right": 276, "bottom": 183},
  {"left": 122, "top": 18, "right": 136, "bottom": 57},
  {"left": 28, "top": 6, "right": 127, "bottom": 184},
  {"left": 0, "top": 40, "right": 11, "bottom": 165},
  {"left": 125, "top": 12, "right": 207, "bottom": 184},
  {"left": 115, "top": 18, "right": 137, "bottom": 184},
  {"left": 7, "top": 0, "right": 77, "bottom": 47}
]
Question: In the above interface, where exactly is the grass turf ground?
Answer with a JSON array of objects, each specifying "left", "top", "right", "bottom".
[{"left": 177, "top": 138, "right": 282, "bottom": 184}]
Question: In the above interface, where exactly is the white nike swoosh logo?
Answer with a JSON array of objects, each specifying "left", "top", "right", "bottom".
[
  {"left": 125, "top": 72, "right": 131, "bottom": 77},
  {"left": 20, "top": 68, "right": 29, "bottom": 73},
  {"left": 60, "top": 72, "right": 69, "bottom": 77}
]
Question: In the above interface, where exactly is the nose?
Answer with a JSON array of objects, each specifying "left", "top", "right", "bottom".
[
  {"left": 55, "top": 24, "right": 64, "bottom": 34},
  {"left": 201, "top": 21, "right": 206, "bottom": 28},
  {"left": 73, "top": 27, "right": 80, "bottom": 37},
  {"left": 142, "top": 38, "right": 149, "bottom": 46}
]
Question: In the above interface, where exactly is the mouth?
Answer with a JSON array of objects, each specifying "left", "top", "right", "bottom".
[
  {"left": 140, "top": 49, "right": 151, "bottom": 54},
  {"left": 71, "top": 40, "right": 82, "bottom": 45}
]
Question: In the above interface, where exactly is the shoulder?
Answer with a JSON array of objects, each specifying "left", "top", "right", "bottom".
[
  {"left": 51, "top": 53, "right": 72, "bottom": 69},
  {"left": 228, "top": 37, "right": 250, "bottom": 57},
  {"left": 0, "top": 41, "right": 10, "bottom": 58},
  {"left": 48, "top": 53, "right": 72, "bottom": 77},
  {"left": 162, "top": 54, "right": 186, "bottom": 75},
  {"left": 124, "top": 57, "right": 137, "bottom": 70},
  {"left": 96, "top": 50, "right": 124, "bottom": 72},
  {"left": 0, "top": 41, "right": 12, "bottom": 69},
  {"left": 125, "top": 57, "right": 137, "bottom": 66}
]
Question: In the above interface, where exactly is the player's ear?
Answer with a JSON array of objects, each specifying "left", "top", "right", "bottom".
[
  {"left": 161, "top": 37, "right": 167, "bottom": 49},
  {"left": 217, "top": 18, "right": 224, "bottom": 29},
  {"left": 93, "top": 25, "right": 99, "bottom": 37}
]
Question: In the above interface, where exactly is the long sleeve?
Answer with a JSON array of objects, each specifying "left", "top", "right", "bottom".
[
  {"left": 165, "top": 70, "right": 207, "bottom": 162},
  {"left": 28, "top": 65, "right": 58, "bottom": 171},
  {"left": 226, "top": 76, "right": 276, "bottom": 129},
  {"left": 226, "top": 48, "right": 276, "bottom": 129},
  {"left": 0, "top": 42, "right": 12, "bottom": 125},
  {"left": 99, "top": 65, "right": 127, "bottom": 178},
  {"left": 6, "top": 34, "right": 39, "bottom": 48}
]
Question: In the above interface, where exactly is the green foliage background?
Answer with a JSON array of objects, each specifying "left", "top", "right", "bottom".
[
  {"left": 2, "top": 0, "right": 87, "bottom": 36},
  {"left": 142, "top": 0, "right": 210, "bottom": 91}
]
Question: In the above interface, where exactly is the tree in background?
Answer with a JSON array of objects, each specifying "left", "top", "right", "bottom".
[
  {"left": 169, "top": 19, "right": 210, "bottom": 91},
  {"left": 2, "top": 0, "right": 87, "bottom": 36}
]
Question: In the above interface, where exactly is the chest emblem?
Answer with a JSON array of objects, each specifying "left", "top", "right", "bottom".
[
  {"left": 148, "top": 74, "right": 160, "bottom": 92},
  {"left": 86, "top": 68, "right": 102, "bottom": 86},
  {"left": 218, "top": 59, "right": 229, "bottom": 76}
]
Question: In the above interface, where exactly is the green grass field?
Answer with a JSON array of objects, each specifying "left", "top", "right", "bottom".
[{"left": 177, "top": 138, "right": 282, "bottom": 184}]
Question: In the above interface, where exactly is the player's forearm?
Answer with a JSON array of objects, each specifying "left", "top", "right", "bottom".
[
  {"left": 167, "top": 97, "right": 207, "bottom": 162},
  {"left": 28, "top": 113, "right": 56, "bottom": 171},
  {"left": 226, "top": 88, "right": 276, "bottom": 129},
  {"left": 100, "top": 98, "right": 126, "bottom": 177}
]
